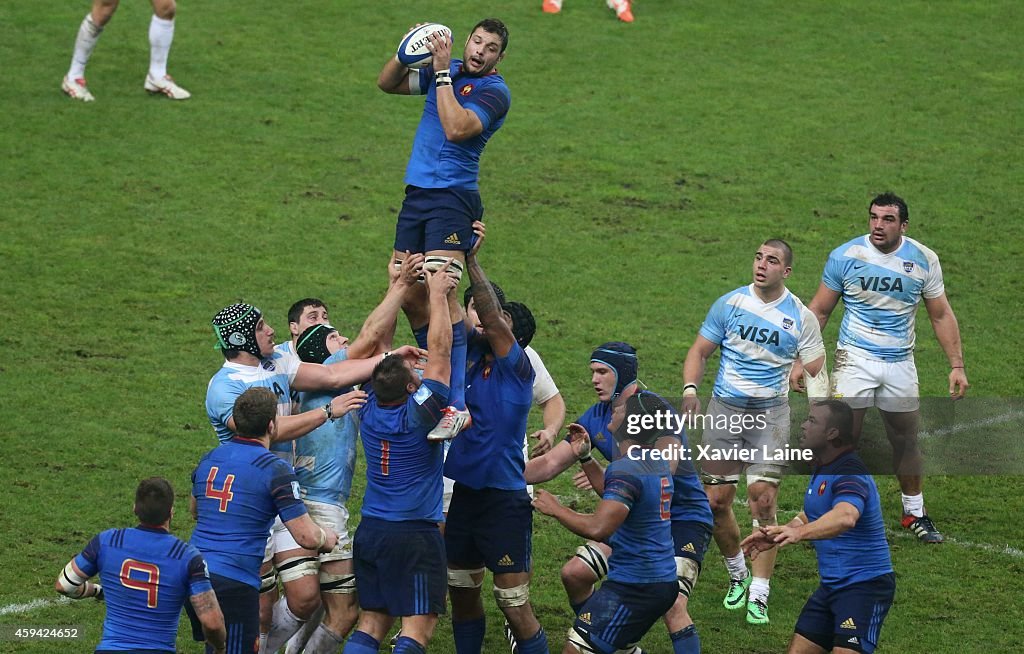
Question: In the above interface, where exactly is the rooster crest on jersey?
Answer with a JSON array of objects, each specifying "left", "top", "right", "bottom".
[{"left": 397, "top": 23, "right": 453, "bottom": 69}]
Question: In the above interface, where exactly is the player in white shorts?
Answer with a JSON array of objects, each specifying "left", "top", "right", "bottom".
[
  {"left": 682, "top": 239, "right": 826, "bottom": 626},
  {"left": 804, "top": 193, "right": 969, "bottom": 543}
]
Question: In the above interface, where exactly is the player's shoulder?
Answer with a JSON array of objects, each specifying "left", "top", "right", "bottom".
[
  {"left": 900, "top": 236, "right": 941, "bottom": 267},
  {"left": 826, "top": 451, "right": 871, "bottom": 477},
  {"left": 829, "top": 235, "right": 867, "bottom": 260}
]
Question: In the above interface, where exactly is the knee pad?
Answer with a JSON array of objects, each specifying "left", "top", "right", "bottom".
[
  {"left": 260, "top": 568, "right": 278, "bottom": 594},
  {"left": 573, "top": 542, "right": 609, "bottom": 581},
  {"left": 319, "top": 570, "right": 356, "bottom": 595},
  {"left": 493, "top": 583, "right": 530, "bottom": 608},
  {"left": 567, "top": 625, "right": 598, "bottom": 653},
  {"left": 277, "top": 556, "right": 320, "bottom": 584},
  {"left": 424, "top": 256, "right": 464, "bottom": 282},
  {"left": 675, "top": 556, "right": 700, "bottom": 597},
  {"left": 447, "top": 567, "right": 484, "bottom": 589}
]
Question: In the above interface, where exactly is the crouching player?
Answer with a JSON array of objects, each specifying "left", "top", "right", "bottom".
[
  {"left": 742, "top": 401, "right": 895, "bottom": 654},
  {"left": 532, "top": 392, "right": 683, "bottom": 654},
  {"left": 343, "top": 262, "right": 461, "bottom": 654}
]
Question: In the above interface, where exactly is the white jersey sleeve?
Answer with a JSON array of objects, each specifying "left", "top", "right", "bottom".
[{"left": 525, "top": 346, "right": 559, "bottom": 405}]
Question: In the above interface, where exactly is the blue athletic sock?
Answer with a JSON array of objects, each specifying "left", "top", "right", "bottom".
[
  {"left": 452, "top": 617, "right": 486, "bottom": 654},
  {"left": 517, "top": 627, "right": 550, "bottom": 654},
  {"left": 448, "top": 321, "right": 467, "bottom": 410},
  {"left": 670, "top": 624, "right": 700, "bottom": 654},
  {"left": 393, "top": 635, "right": 427, "bottom": 654},
  {"left": 341, "top": 630, "right": 379, "bottom": 654},
  {"left": 412, "top": 325, "right": 429, "bottom": 349}
]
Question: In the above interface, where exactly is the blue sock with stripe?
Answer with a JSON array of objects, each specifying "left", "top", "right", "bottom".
[
  {"left": 341, "top": 630, "right": 379, "bottom": 654},
  {"left": 413, "top": 325, "right": 429, "bottom": 349},
  {"left": 452, "top": 617, "right": 486, "bottom": 654},
  {"left": 393, "top": 636, "right": 427, "bottom": 654},
  {"left": 447, "top": 321, "right": 468, "bottom": 409},
  {"left": 517, "top": 627, "right": 550, "bottom": 654},
  {"left": 671, "top": 624, "right": 701, "bottom": 654}
]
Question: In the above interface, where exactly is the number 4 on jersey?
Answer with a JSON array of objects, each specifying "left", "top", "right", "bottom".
[{"left": 205, "top": 466, "right": 235, "bottom": 512}]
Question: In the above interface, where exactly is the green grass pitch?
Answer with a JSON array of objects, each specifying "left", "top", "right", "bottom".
[{"left": 1, "top": 1, "right": 1022, "bottom": 652}]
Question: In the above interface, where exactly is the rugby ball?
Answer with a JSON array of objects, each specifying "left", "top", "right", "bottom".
[{"left": 397, "top": 23, "right": 453, "bottom": 69}]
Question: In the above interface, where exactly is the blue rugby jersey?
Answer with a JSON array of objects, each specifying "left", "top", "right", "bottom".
[
  {"left": 358, "top": 378, "right": 449, "bottom": 522},
  {"left": 574, "top": 396, "right": 713, "bottom": 527},
  {"left": 445, "top": 341, "right": 534, "bottom": 490},
  {"left": 602, "top": 457, "right": 677, "bottom": 585},
  {"left": 75, "top": 526, "right": 212, "bottom": 652},
  {"left": 405, "top": 60, "right": 510, "bottom": 190},
  {"left": 294, "top": 348, "right": 358, "bottom": 505},
  {"left": 823, "top": 235, "right": 945, "bottom": 361},
  {"left": 804, "top": 450, "right": 892, "bottom": 588},
  {"left": 700, "top": 285, "right": 824, "bottom": 408},
  {"left": 190, "top": 438, "right": 307, "bottom": 588},
  {"left": 205, "top": 345, "right": 301, "bottom": 444}
]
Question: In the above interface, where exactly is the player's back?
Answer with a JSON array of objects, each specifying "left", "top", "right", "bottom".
[
  {"left": 79, "top": 527, "right": 208, "bottom": 652},
  {"left": 823, "top": 235, "right": 944, "bottom": 361},
  {"left": 603, "top": 456, "right": 677, "bottom": 585},
  {"left": 445, "top": 341, "right": 534, "bottom": 490},
  {"left": 359, "top": 378, "right": 448, "bottom": 522},
  {"left": 295, "top": 348, "right": 358, "bottom": 505},
  {"left": 190, "top": 438, "right": 304, "bottom": 587}
]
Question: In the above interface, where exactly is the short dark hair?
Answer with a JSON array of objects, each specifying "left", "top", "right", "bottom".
[
  {"left": 134, "top": 477, "right": 174, "bottom": 525},
  {"left": 372, "top": 355, "right": 414, "bottom": 404},
  {"left": 814, "top": 400, "right": 856, "bottom": 446},
  {"left": 233, "top": 387, "right": 278, "bottom": 438},
  {"left": 503, "top": 301, "right": 536, "bottom": 348},
  {"left": 870, "top": 192, "right": 909, "bottom": 224},
  {"left": 464, "top": 281, "right": 506, "bottom": 308},
  {"left": 288, "top": 298, "right": 327, "bottom": 325},
  {"left": 762, "top": 239, "right": 793, "bottom": 267},
  {"left": 472, "top": 18, "right": 509, "bottom": 53}
]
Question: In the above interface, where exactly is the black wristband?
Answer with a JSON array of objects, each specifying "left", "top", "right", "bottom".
[
  {"left": 323, "top": 403, "right": 333, "bottom": 421},
  {"left": 579, "top": 453, "right": 593, "bottom": 464}
]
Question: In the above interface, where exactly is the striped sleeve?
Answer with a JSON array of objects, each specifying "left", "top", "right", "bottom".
[{"left": 831, "top": 474, "right": 869, "bottom": 514}]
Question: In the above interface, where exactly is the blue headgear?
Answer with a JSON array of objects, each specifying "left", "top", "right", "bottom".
[{"left": 591, "top": 341, "right": 638, "bottom": 399}]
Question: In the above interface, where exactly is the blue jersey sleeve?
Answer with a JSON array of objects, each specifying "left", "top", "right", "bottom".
[
  {"left": 74, "top": 534, "right": 102, "bottom": 577},
  {"left": 497, "top": 342, "right": 534, "bottom": 383},
  {"left": 698, "top": 296, "right": 729, "bottom": 345},
  {"left": 185, "top": 552, "right": 214, "bottom": 596},
  {"left": 821, "top": 249, "right": 845, "bottom": 292},
  {"left": 409, "top": 378, "right": 450, "bottom": 427},
  {"left": 831, "top": 474, "right": 869, "bottom": 514},
  {"left": 269, "top": 462, "right": 308, "bottom": 523},
  {"left": 603, "top": 470, "right": 642, "bottom": 510},
  {"left": 464, "top": 81, "right": 510, "bottom": 130}
]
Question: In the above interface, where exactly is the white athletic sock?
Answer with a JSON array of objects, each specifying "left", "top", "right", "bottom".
[
  {"left": 68, "top": 14, "right": 103, "bottom": 80},
  {"left": 148, "top": 15, "right": 175, "bottom": 79},
  {"left": 749, "top": 577, "right": 771, "bottom": 604},
  {"left": 259, "top": 633, "right": 268, "bottom": 653},
  {"left": 724, "top": 552, "right": 748, "bottom": 580},
  {"left": 304, "top": 623, "right": 345, "bottom": 654},
  {"left": 263, "top": 597, "right": 306, "bottom": 654},
  {"left": 902, "top": 493, "right": 925, "bottom": 518}
]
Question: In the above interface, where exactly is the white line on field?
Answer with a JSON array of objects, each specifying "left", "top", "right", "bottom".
[
  {"left": 0, "top": 597, "right": 70, "bottom": 616},
  {"left": 886, "top": 528, "right": 1024, "bottom": 558},
  {"left": 919, "top": 410, "right": 1023, "bottom": 439}
]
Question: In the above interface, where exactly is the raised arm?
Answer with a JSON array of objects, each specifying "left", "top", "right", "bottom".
[
  {"left": 423, "top": 262, "right": 459, "bottom": 385},
  {"left": 378, "top": 53, "right": 417, "bottom": 95},
  {"left": 924, "top": 293, "right": 969, "bottom": 399},
  {"left": 466, "top": 253, "right": 515, "bottom": 357},
  {"left": 426, "top": 33, "right": 485, "bottom": 142},
  {"left": 347, "top": 254, "right": 423, "bottom": 359}
]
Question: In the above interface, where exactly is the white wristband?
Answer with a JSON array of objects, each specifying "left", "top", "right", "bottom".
[{"left": 316, "top": 526, "right": 327, "bottom": 550}]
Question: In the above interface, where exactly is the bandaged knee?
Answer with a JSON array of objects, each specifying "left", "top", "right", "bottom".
[
  {"left": 574, "top": 542, "right": 609, "bottom": 581},
  {"left": 260, "top": 568, "right": 278, "bottom": 594},
  {"left": 319, "top": 570, "right": 356, "bottom": 594},
  {"left": 277, "top": 556, "right": 319, "bottom": 583},
  {"left": 447, "top": 567, "right": 484, "bottom": 588},
  {"left": 675, "top": 556, "right": 700, "bottom": 597},
  {"left": 424, "top": 256, "right": 464, "bottom": 282},
  {"left": 493, "top": 583, "right": 530, "bottom": 608}
]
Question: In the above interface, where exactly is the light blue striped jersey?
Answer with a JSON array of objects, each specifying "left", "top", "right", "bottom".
[
  {"left": 205, "top": 346, "right": 301, "bottom": 443},
  {"left": 823, "top": 235, "right": 944, "bottom": 361},
  {"left": 700, "top": 285, "right": 824, "bottom": 408},
  {"left": 294, "top": 348, "right": 358, "bottom": 505}
]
